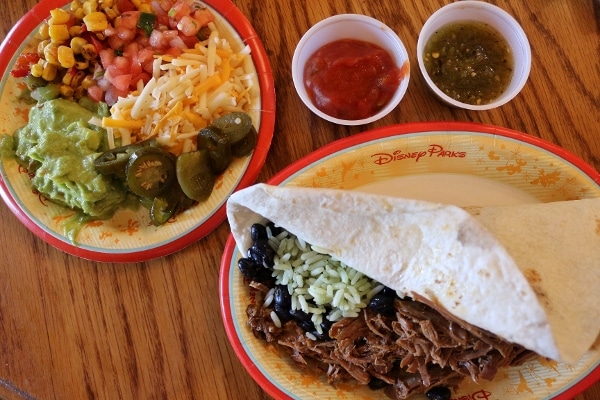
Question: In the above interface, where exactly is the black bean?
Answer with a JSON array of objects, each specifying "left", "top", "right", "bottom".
[
  {"left": 237, "top": 258, "right": 272, "bottom": 282},
  {"left": 298, "top": 319, "right": 314, "bottom": 333},
  {"left": 368, "top": 294, "right": 395, "bottom": 315},
  {"left": 274, "top": 303, "right": 291, "bottom": 324},
  {"left": 250, "top": 223, "right": 268, "bottom": 241},
  {"left": 273, "top": 285, "right": 291, "bottom": 308},
  {"left": 426, "top": 386, "right": 451, "bottom": 400},
  {"left": 248, "top": 239, "right": 275, "bottom": 267},
  {"left": 289, "top": 308, "right": 311, "bottom": 323},
  {"left": 238, "top": 258, "right": 259, "bottom": 279},
  {"left": 319, "top": 318, "right": 334, "bottom": 340},
  {"left": 255, "top": 268, "right": 273, "bottom": 283},
  {"left": 381, "top": 286, "right": 397, "bottom": 297},
  {"left": 266, "top": 221, "right": 283, "bottom": 236}
]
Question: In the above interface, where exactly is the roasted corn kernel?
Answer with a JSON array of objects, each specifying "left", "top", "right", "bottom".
[
  {"left": 71, "top": 71, "right": 86, "bottom": 87},
  {"left": 80, "top": 43, "right": 98, "bottom": 60},
  {"left": 70, "top": 0, "right": 82, "bottom": 12},
  {"left": 49, "top": 24, "right": 70, "bottom": 43},
  {"left": 30, "top": 63, "right": 44, "bottom": 78},
  {"left": 37, "top": 39, "right": 50, "bottom": 57},
  {"left": 73, "top": 8, "right": 85, "bottom": 21},
  {"left": 62, "top": 70, "right": 75, "bottom": 86},
  {"left": 83, "top": 12, "right": 108, "bottom": 32},
  {"left": 60, "top": 85, "right": 75, "bottom": 98},
  {"left": 81, "top": 75, "right": 95, "bottom": 89},
  {"left": 69, "top": 25, "right": 82, "bottom": 37},
  {"left": 42, "top": 63, "right": 58, "bottom": 81},
  {"left": 83, "top": 1, "right": 98, "bottom": 16},
  {"left": 132, "top": 0, "right": 152, "bottom": 13},
  {"left": 58, "top": 46, "right": 76, "bottom": 68},
  {"left": 43, "top": 43, "right": 60, "bottom": 65},
  {"left": 49, "top": 9, "right": 71, "bottom": 25},
  {"left": 75, "top": 59, "right": 90, "bottom": 70},
  {"left": 103, "top": 7, "right": 118, "bottom": 20},
  {"left": 38, "top": 23, "right": 50, "bottom": 40},
  {"left": 70, "top": 37, "right": 88, "bottom": 54},
  {"left": 74, "top": 86, "right": 85, "bottom": 99}
]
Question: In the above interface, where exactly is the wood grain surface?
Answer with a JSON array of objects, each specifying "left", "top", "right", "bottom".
[{"left": 0, "top": 1, "right": 598, "bottom": 400}]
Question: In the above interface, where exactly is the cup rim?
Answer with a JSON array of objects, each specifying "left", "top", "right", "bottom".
[
  {"left": 292, "top": 14, "right": 410, "bottom": 125},
  {"left": 416, "top": 1, "right": 531, "bottom": 111}
]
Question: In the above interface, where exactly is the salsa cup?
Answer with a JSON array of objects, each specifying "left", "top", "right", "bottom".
[
  {"left": 292, "top": 14, "right": 410, "bottom": 125},
  {"left": 417, "top": 1, "right": 531, "bottom": 110}
]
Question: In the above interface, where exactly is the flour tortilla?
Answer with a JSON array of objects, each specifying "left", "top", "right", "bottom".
[{"left": 226, "top": 183, "right": 600, "bottom": 364}]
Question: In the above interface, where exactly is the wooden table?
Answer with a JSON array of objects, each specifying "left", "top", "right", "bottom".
[{"left": 0, "top": 0, "right": 598, "bottom": 399}]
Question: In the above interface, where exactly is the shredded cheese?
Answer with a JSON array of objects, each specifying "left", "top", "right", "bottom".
[{"left": 101, "top": 25, "right": 255, "bottom": 155}]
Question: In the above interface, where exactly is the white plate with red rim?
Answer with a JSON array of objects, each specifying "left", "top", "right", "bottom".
[
  {"left": 0, "top": 0, "right": 276, "bottom": 262},
  {"left": 220, "top": 122, "right": 600, "bottom": 400}
]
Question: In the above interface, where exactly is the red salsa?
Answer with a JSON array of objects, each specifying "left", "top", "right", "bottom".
[{"left": 303, "top": 38, "right": 405, "bottom": 121}]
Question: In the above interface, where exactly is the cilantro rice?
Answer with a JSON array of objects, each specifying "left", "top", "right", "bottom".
[{"left": 262, "top": 225, "right": 384, "bottom": 335}]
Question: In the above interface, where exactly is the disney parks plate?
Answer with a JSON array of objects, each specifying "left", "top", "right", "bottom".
[
  {"left": 0, "top": 0, "right": 275, "bottom": 262},
  {"left": 220, "top": 122, "right": 600, "bottom": 400}
]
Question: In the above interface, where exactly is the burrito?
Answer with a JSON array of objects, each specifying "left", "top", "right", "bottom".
[{"left": 226, "top": 183, "right": 600, "bottom": 398}]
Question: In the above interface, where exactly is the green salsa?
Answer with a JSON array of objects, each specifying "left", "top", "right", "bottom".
[{"left": 423, "top": 21, "right": 514, "bottom": 105}]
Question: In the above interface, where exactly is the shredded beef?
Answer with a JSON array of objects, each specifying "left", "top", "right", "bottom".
[{"left": 246, "top": 295, "right": 536, "bottom": 399}]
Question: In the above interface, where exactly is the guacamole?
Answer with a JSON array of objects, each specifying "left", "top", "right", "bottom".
[{"left": 9, "top": 98, "right": 127, "bottom": 220}]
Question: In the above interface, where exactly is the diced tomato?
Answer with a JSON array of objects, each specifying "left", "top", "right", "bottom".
[
  {"left": 106, "top": 56, "right": 131, "bottom": 79},
  {"left": 111, "top": 74, "right": 132, "bottom": 92},
  {"left": 162, "top": 30, "right": 179, "bottom": 41},
  {"left": 137, "top": 48, "right": 155, "bottom": 65},
  {"left": 99, "top": 49, "right": 116, "bottom": 69},
  {"left": 135, "top": 35, "right": 151, "bottom": 49},
  {"left": 116, "top": 11, "right": 140, "bottom": 30},
  {"left": 87, "top": 85, "right": 104, "bottom": 102},
  {"left": 127, "top": 52, "right": 143, "bottom": 77},
  {"left": 177, "top": 15, "right": 201, "bottom": 37},
  {"left": 10, "top": 52, "right": 39, "bottom": 78},
  {"left": 123, "top": 41, "right": 139, "bottom": 56},
  {"left": 152, "top": 2, "right": 170, "bottom": 26},
  {"left": 131, "top": 72, "right": 151, "bottom": 88},
  {"left": 193, "top": 8, "right": 215, "bottom": 27},
  {"left": 178, "top": 31, "right": 199, "bottom": 48},
  {"left": 165, "top": 47, "right": 183, "bottom": 58},
  {"left": 116, "top": 0, "right": 136, "bottom": 13},
  {"left": 169, "top": 1, "right": 192, "bottom": 21},
  {"left": 158, "top": 0, "right": 172, "bottom": 12},
  {"left": 107, "top": 35, "right": 126, "bottom": 51}
]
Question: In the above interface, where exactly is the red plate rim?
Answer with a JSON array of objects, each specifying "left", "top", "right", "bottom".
[
  {"left": 219, "top": 121, "right": 600, "bottom": 400},
  {"left": 0, "top": 0, "right": 276, "bottom": 262}
]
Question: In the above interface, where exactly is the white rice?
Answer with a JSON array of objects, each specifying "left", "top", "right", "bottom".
[{"left": 267, "top": 227, "right": 381, "bottom": 333}]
